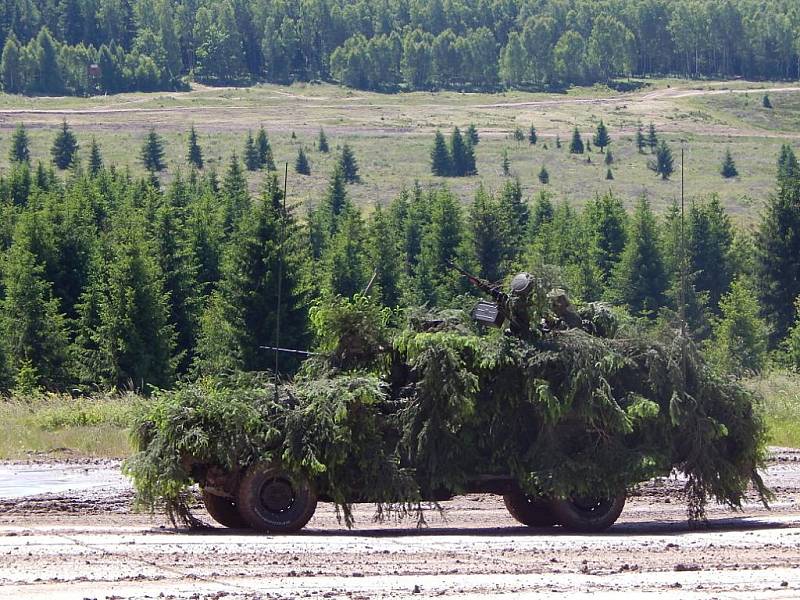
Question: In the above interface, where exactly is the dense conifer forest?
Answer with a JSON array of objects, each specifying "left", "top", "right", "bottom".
[
  {"left": 1, "top": 0, "right": 799, "bottom": 96},
  {"left": 1, "top": 120, "right": 799, "bottom": 393}
]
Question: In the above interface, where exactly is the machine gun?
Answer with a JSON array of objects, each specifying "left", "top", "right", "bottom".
[{"left": 446, "top": 260, "right": 509, "bottom": 327}]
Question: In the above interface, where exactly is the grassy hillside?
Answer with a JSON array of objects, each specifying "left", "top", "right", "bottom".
[{"left": 0, "top": 79, "right": 798, "bottom": 218}]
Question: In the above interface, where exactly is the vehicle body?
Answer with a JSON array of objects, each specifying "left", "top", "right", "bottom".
[{"left": 188, "top": 268, "right": 628, "bottom": 534}]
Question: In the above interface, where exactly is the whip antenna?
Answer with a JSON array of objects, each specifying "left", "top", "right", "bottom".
[
  {"left": 680, "top": 145, "right": 688, "bottom": 386},
  {"left": 274, "top": 162, "right": 288, "bottom": 398}
]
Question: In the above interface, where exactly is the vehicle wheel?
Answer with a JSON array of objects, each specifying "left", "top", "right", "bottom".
[
  {"left": 503, "top": 491, "right": 557, "bottom": 527},
  {"left": 237, "top": 463, "right": 317, "bottom": 533},
  {"left": 202, "top": 489, "right": 248, "bottom": 529},
  {"left": 549, "top": 492, "right": 625, "bottom": 532}
]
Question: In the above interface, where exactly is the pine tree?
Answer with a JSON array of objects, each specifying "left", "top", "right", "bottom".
[
  {"left": 197, "top": 176, "right": 308, "bottom": 374},
  {"left": 605, "top": 148, "right": 614, "bottom": 165},
  {"left": 450, "top": 127, "right": 476, "bottom": 176},
  {"left": 688, "top": 196, "right": 734, "bottom": 310},
  {"left": 318, "top": 128, "right": 329, "bottom": 153},
  {"left": 466, "top": 123, "right": 479, "bottom": 146},
  {"left": 650, "top": 140, "right": 674, "bottom": 180},
  {"left": 244, "top": 131, "right": 260, "bottom": 171},
  {"left": 555, "top": 135, "right": 562, "bottom": 149},
  {"left": 9, "top": 123, "right": 30, "bottom": 164},
  {"left": 606, "top": 168, "right": 614, "bottom": 180},
  {"left": 784, "top": 297, "right": 800, "bottom": 372},
  {"left": 141, "top": 128, "right": 166, "bottom": 172},
  {"left": 593, "top": 120, "right": 610, "bottom": 153},
  {"left": 647, "top": 122, "right": 658, "bottom": 153},
  {"left": 635, "top": 121, "right": 646, "bottom": 153},
  {"left": 295, "top": 147, "right": 311, "bottom": 175},
  {"left": 501, "top": 149, "right": 511, "bottom": 176},
  {"left": 88, "top": 137, "right": 103, "bottom": 175},
  {"left": 538, "top": 165, "right": 549, "bottom": 184},
  {"left": 416, "top": 190, "right": 466, "bottom": 304},
  {"left": 324, "top": 164, "right": 349, "bottom": 217},
  {"left": 710, "top": 278, "right": 768, "bottom": 376},
  {"left": 430, "top": 130, "right": 452, "bottom": 176},
  {"left": 1, "top": 238, "right": 71, "bottom": 389},
  {"left": 720, "top": 148, "right": 738, "bottom": 178},
  {"left": 762, "top": 94, "right": 772, "bottom": 109},
  {"left": 585, "top": 192, "right": 627, "bottom": 284},
  {"left": 152, "top": 189, "right": 200, "bottom": 375},
  {"left": 323, "top": 204, "right": 369, "bottom": 298},
  {"left": 339, "top": 143, "right": 360, "bottom": 183},
  {"left": 610, "top": 197, "right": 666, "bottom": 317},
  {"left": 513, "top": 127, "right": 525, "bottom": 144},
  {"left": 222, "top": 153, "right": 249, "bottom": 231},
  {"left": 756, "top": 176, "right": 800, "bottom": 344},
  {"left": 569, "top": 127, "right": 584, "bottom": 154},
  {"left": 530, "top": 191, "right": 554, "bottom": 237},
  {"left": 187, "top": 125, "right": 203, "bottom": 169},
  {"left": 528, "top": 125, "right": 538, "bottom": 145},
  {"left": 79, "top": 217, "right": 175, "bottom": 389},
  {"left": 367, "top": 204, "right": 401, "bottom": 307},
  {"left": 51, "top": 119, "right": 79, "bottom": 170},
  {"left": 777, "top": 144, "right": 798, "bottom": 183},
  {"left": 470, "top": 186, "right": 506, "bottom": 283},
  {"left": 256, "top": 126, "right": 275, "bottom": 170},
  {"left": 497, "top": 178, "right": 529, "bottom": 268}
]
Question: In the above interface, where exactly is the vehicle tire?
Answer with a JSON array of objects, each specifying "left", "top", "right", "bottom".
[
  {"left": 503, "top": 491, "right": 557, "bottom": 527},
  {"left": 237, "top": 463, "right": 317, "bottom": 533},
  {"left": 549, "top": 492, "right": 626, "bottom": 532},
  {"left": 202, "top": 489, "right": 248, "bottom": 529}
]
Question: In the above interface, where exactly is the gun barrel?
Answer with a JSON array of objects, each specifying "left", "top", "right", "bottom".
[{"left": 446, "top": 260, "right": 506, "bottom": 303}]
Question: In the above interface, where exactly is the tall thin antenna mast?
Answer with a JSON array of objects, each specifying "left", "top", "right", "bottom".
[
  {"left": 680, "top": 145, "right": 688, "bottom": 384},
  {"left": 274, "top": 162, "right": 289, "bottom": 398}
]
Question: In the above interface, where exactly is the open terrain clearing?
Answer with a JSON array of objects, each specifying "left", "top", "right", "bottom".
[
  {"left": 1, "top": 449, "right": 799, "bottom": 599},
  {"left": 1, "top": 79, "right": 799, "bottom": 217}
]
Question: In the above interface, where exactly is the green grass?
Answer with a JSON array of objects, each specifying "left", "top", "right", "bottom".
[
  {"left": 1, "top": 79, "right": 799, "bottom": 219},
  {"left": 746, "top": 371, "right": 800, "bottom": 448},
  {"left": 0, "top": 393, "right": 138, "bottom": 459}
]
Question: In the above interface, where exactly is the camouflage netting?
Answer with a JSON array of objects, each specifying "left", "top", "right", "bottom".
[{"left": 124, "top": 293, "right": 770, "bottom": 527}]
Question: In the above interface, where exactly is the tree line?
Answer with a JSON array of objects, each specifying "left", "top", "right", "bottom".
[
  {"left": 1, "top": 0, "right": 800, "bottom": 96},
  {"left": 0, "top": 123, "right": 799, "bottom": 393}
]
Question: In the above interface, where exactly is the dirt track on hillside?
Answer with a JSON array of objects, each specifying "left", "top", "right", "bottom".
[{"left": 1, "top": 449, "right": 800, "bottom": 599}]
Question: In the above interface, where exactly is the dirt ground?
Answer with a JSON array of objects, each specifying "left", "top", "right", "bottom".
[{"left": 1, "top": 450, "right": 800, "bottom": 600}]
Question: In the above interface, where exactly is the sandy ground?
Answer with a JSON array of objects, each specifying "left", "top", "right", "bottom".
[{"left": 1, "top": 450, "right": 800, "bottom": 599}]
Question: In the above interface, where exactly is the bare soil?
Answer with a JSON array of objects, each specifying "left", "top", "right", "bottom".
[{"left": 1, "top": 449, "right": 800, "bottom": 599}]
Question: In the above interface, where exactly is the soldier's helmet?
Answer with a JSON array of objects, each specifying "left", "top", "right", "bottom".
[{"left": 509, "top": 272, "right": 536, "bottom": 297}]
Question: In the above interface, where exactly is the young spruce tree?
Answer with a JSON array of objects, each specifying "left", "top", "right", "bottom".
[
  {"left": 430, "top": 130, "right": 452, "bottom": 176},
  {"left": 318, "top": 128, "right": 329, "bottom": 153},
  {"left": 569, "top": 127, "right": 584, "bottom": 154},
  {"left": 721, "top": 148, "right": 738, "bottom": 178},
  {"left": 651, "top": 140, "right": 674, "bottom": 180},
  {"left": 756, "top": 175, "right": 800, "bottom": 344},
  {"left": 339, "top": 143, "right": 360, "bottom": 183},
  {"left": 244, "top": 131, "right": 260, "bottom": 171},
  {"left": 187, "top": 125, "right": 203, "bottom": 169},
  {"left": 197, "top": 175, "right": 308, "bottom": 373},
  {"left": 141, "top": 128, "right": 166, "bottom": 172},
  {"left": 593, "top": 120, "right": 610, "bottom": 153},
  {"left": 610, "top": 197, "right": 666, "bottom": 317},
  {"left": 9, "top": 123, "right": 30, "bottom": 163},
  {"left": 256, "top": 126, "right": 275, "bottom": 170},
  {"left": 88, "top": 137, "right": 103, "bottom": 175},
  {"left": 295, "top": 147, "right": 311, "bottom": 175},
  {"left": 51, "top": 119, "right": 79, "bottom": 169}
]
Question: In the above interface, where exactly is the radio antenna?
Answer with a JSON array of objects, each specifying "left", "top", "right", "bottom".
[
  {"left": 679, "top": 145, "right": 688, "bottom": 386},
  {"left": 274, "top": 162, "right": 288, "bottom": 399}
]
